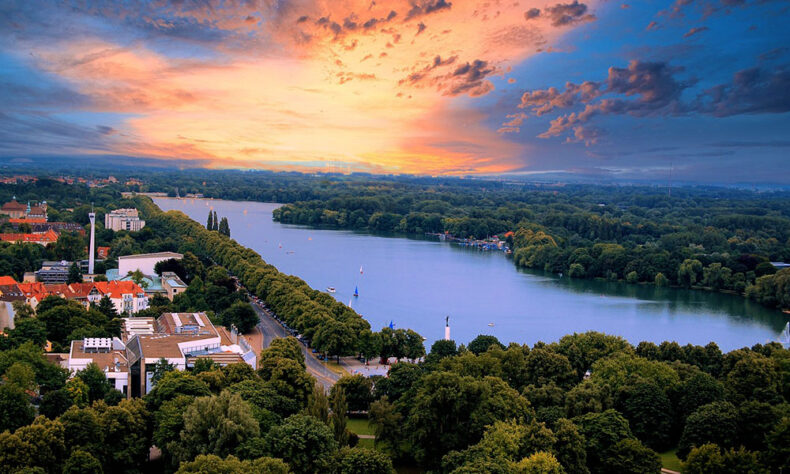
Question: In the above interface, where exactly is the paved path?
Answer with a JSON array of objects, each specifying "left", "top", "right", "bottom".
[{"left": 251, "top": 301, "right": 343, "bottom": 389}]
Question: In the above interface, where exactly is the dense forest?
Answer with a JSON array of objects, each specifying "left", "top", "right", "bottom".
[{"left": 357, "top": 331, "right": 790, "bottom": 473}]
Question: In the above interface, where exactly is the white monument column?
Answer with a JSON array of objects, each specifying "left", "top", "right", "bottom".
[{"left": 88, "top": 211, "right": 96, "bottom": 274}]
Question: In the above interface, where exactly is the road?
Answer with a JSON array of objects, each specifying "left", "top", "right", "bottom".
[{"left": 251, "top": 301, "right": 341, "bottom": 389}]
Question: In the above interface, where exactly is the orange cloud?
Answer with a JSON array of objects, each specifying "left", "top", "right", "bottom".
[{"left": 24, "top": 0, "right": 600, "bottom": 174}]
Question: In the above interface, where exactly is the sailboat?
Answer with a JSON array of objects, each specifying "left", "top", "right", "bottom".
[
  {"left": 353, "top": 286, "right": 359, "bottom": 297},
  {"left": 359, "top": 265, "right": 364, "bottom": 275}
]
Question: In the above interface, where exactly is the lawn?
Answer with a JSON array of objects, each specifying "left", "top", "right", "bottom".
[
  {"left": 659, "top": 448, "right": 683, "bottom": 472},
  {"left": 346, "top": 417, "right": 374, "bottom": 436},
  {"left": 356, "top": 437, "right": 376, "bottom": 449}
]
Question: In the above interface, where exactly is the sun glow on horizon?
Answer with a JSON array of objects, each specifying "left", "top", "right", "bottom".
[{"left": 10, "top": 0, "right": 598, "bottom": 175}]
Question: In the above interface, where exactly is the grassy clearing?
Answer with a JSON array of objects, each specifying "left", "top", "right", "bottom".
[
  {"left": 356, "top": 437, "right": 376, "bottom": 449},
  {"left": 347, "top": 417, "right": 374, "bottom": 436},
  {"left": 659, "top": 448, "right": 683, "bottom": 472}
]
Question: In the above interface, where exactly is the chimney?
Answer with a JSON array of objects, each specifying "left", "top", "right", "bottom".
[{"left": 88, "top": 209, "right": 96, "bottom": 274}]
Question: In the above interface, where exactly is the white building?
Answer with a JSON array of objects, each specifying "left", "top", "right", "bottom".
[
  {"left": 68, "top": 337, "right": 129, "bottom": 394},
  {"left": 69, "top": 313, "right": 256, "bottom": 398},
  {"left": 105, "top": 208, "right": 146, "bottom": 232},
  {"left": 118, "top": 251, "right": 183, "bottom": 277}
]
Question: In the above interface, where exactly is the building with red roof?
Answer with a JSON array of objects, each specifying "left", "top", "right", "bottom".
[
  {"left": 1, "top": 277, "right": 148, "bottom": 314},
  {"left": 0, "top": 229, "right": 58, "bottom": 245}
]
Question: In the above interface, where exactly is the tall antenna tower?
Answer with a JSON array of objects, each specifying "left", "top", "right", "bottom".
[{"left": 88, "top": 202, "right": 96, "bottom": 274}]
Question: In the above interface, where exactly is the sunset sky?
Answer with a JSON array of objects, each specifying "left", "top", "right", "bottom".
[{"left": 0, "top": 0, "right": 788, "bottom": 182}]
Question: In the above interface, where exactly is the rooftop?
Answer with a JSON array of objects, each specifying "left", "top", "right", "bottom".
[
  {"left": 70, "top": 339, "right": 129, "bottom": 373},
  {"left": 117, "top": 252, "right": 183, "bottom": 260}
]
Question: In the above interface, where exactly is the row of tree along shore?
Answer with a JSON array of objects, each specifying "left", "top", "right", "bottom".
[{"left": 137, "top": 196, "right": 426, "bottom": 364}]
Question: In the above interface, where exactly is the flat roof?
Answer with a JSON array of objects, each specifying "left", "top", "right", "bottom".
[
  {"left": 69, "top": 340, "right": 129, "bottom": 373},
  {"left": 118, "top": 252, "right": 183, "bottom": 260}
]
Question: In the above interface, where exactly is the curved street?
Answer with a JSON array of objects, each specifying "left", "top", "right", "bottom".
[{"left": 250, "top": 300, "right": 342, "bottom": 390}]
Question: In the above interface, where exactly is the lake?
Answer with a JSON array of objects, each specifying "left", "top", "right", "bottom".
[{"left": 154, "top": 197, "right": 788, "bottom": 352}]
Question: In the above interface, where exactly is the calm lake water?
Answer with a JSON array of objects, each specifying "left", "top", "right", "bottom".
[{"left": 155, "top": 197, "right": 788, "bottom": 352}]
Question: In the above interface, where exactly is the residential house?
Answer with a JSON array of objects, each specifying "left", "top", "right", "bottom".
[{"left": 161, "top": 272, "right": 187, "bottom": 301}]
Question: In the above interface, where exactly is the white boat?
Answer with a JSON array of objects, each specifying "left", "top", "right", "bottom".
[
  {"left": 326, "top": 287, "right": 336, "bottom": 293},
  {"left": 488, "top": 322, "right": 495, "bottom": 327}
]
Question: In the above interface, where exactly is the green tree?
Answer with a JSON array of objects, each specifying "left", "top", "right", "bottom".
[
  {"left": 368, "top": 397, "right": 402, "bottom": 454},
  {"left": 3, "top": 362, "right": 36, "bottom": 392},
  {"left": 12, "top": 301, "right": 35, "bottom": 320},
  {"left": 514, "top": 452, "right": 565, "bottom": 474},
  {"left": 703, "top": 263, "right": 732, "bottom": 290},
  {"left": 654, "top": 272, "right": 669, "bottom": 286},
  {"left": 222, "top": 301, "right": 259, "bottom": 333},
  {"left": 678, "top": 401, "right": 738, "bottom": 459},
  {"left": 8, "top": 318, "right": 48, "bottom": 348},
  {"left": 219, "top": 217, "right": 231, "bottom": 237},
  {"left": 672, "top": 372, "right": 725, "bottom": 420},
  {"left": 265, "top": 414, "right": 338, "bottom": 474},
  {"left": 146, "top": 371, "right": 211, "bottom": 411},
  {"left": 331, "top": 386, "right": 350, "bottom": 446},
  {"left": 678, "top": 259, "right": 703, "bottom": 288},
  {"left": 618, "top": 380, "right": 674, "bottom": 451},
  {"left": 552, "top": 418, "right": 589, "bottom": 474},
  {"left": 213, "top": 211, "right": 219, "bottom": 231},
  {"left": 468, "top": 335, "right": 505, "bottom": 355},
  {"left": 683, "top": 443, "right": 725, "bottom": 474},
  {"left": 54, "top": 231, "right": 86, "bottom": 261},
  {"left": 207, "top": 210, "right": 214, "bottom": 231},
  {"left": 603, "top": 438, "right": 661, "bottom": 474},
  {"left": 573, "top": 409, "right": 634, "bottom": 474},
  {"left": 172, "top": 391, "right": 260, "bottom": 464},
  {"left": 0, "top": 383, "right": 34, "bottom": 432},
  {"left": 37, "top": 301, "right": 85, "bottom": 347},
  {"left": 332, "top": 375, "right": 374, "bottom": 412},
  {"left": 39, "top": 389, "right": 74, "bottom": 419},
  {"left": 336, "top": 447, "right": 395, "bottom": 474},
  {"left": 126, "top": 269, "right": 148, "bottom": 289},
  {"left": 314, "top": 320, "right": 355, "bottom": 362},
  {"left": 405, "top": 372, "right": 531, "bottom": 468},
  {"left": 765, "top": 417, "right": 790, "bottom": 472},
  {"left": 14, "top": 416, "right": 67, "bottom": 473},
  {"left": 67, "top": 262, "right": 83, "bottom": 284},
  {"left": 175, "top": 454, "right": 289, "bottom": 474},
  {"left": 357, "top": 330, "right": 382, "bottom": 362},
  {"left": 95, "top": 295, "right": 118, "bottom": 319},
  {"left": 0, "top": 431, "right": 34, "bottom": 472},
  {"left": 404, "top": 329, "right": 425, "bottom": 361},
  {"left": 305, "top": 382, "right": 330, "bottom": 424},
  {"left": 153, "top": 395, "right": 194, "bottom": 467},
  {"left": 96, "top": 399, "right": 151, "bottom": 472},
  {"left": 426, "top": 339, "right": 457, "bottom": 364},
  {"left": 151, "top": 357, "right": 176, "bottom": 386},
  {"left": 62, "top": 450, "right": 103, "bottom": 474},
  {"left": 524, "top": 348, "right": 576, "bottom": 389},
  {"left": 76, "top": 362, "right": 112, "bottom": 402}
]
